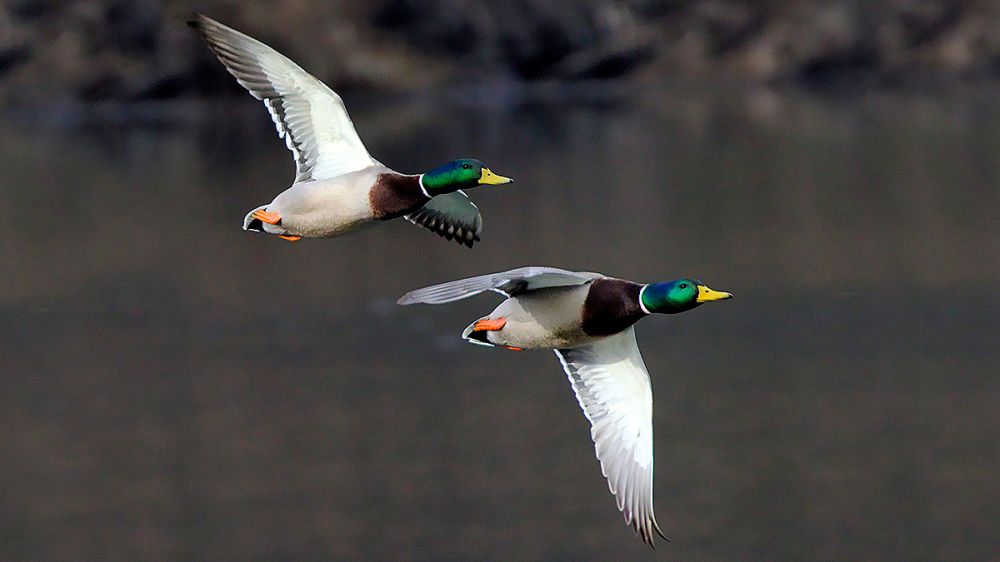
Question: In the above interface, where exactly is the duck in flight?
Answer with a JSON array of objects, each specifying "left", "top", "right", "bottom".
[
  {"left": 189, "top": 14, "right": 513, "bottom": 246},
  {"left": 398, "top": 266, "right": 733, "bottom": 547}
]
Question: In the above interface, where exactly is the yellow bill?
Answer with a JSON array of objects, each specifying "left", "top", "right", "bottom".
[
  {"left": 696, "top": 285, "right": 733, "bottom": 302},
  {"left": 479, "top": 168, "right": 513, "bottom": 185}
]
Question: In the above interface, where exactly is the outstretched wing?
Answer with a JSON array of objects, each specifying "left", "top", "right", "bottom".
[
  {"left": 397, "top": 266, "right": 602, "bottom": 305},
  {"left": 404, "top": 191, "right": 483, "bottom": 248},
  {"left": 555, "top": 328, "right": 667, "bottom": 548},
  {"left": 190, "top": 14, "right": 378, "bottom": 183}
]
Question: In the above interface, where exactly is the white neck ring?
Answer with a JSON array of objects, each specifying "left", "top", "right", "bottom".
[
  {"left": 638, "top": 284, "right": 653, "bottom": 314},
  {"left": 417, "top": 174, "right": 431, "bottom": 198}
]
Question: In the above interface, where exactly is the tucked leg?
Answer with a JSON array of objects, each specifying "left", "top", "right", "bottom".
[
  {"left": 252, "top": 209, "right": 282, "bottom": 225},
  {"left": 472, "top": 317, "right": 506, "bottom": 332}
]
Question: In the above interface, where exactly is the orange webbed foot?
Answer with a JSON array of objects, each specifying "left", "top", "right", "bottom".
[
  {"left": 501, "top": 345, "right": 524, "bottom": 351},
  {"left": 252, "top": 209, "right": 282, "bottom": 225},
  {"left": 472, "top": 317, "right": 506, "bottom": 332},
  {"left": 277, "top": 235, "right": 302, "bottom": 242}
]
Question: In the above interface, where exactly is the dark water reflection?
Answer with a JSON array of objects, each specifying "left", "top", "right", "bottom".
[{"left": 1, "top": 87, "right": 998, "bottom": 561}]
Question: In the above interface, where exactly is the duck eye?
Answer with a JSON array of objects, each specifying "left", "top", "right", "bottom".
[
  {"left": 678, "top": 283, "right": 688, "bottom": 289},
  {"left": 462, "top": 163, "right": 472, "bottom": 169}
]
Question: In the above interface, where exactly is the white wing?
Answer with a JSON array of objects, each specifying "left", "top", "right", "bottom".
[
  {"left": 555, "top": 328, "right": 667, "bottom": 547},
  {"left": 397, "top": 266, "right": 602, "bottom": 305},
  {"left": 190, "top": 14, "right": 378, "bottom": 183}
]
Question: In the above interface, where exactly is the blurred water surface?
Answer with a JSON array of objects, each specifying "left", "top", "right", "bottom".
[{"left": 1, "top": 85, "right": 998, "bottom": 561}]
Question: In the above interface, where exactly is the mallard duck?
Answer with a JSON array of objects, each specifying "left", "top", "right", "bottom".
[
  {"left": 189, "top": 14, "right": 512, "bottom": 246},
  {"left": 398, "top": 266, "right": 733, "bottom": 547}
]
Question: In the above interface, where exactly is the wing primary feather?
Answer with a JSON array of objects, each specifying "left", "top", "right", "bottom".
[
  {"left": 553, "top": 328, "right": 663, "bottom": 548},
  {"left": 404, "top": 192, "right": 483, "bottom": 248},
  {"left": 397, "top": 267, "right": 600, "bottom": 305},
  {"left": 189, "top": 13, "right": 376, "bottom": 183}
]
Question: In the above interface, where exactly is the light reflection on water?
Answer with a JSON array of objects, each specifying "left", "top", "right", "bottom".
[{"left": 1, "top": 87, "right": 998, "bottom": 561}]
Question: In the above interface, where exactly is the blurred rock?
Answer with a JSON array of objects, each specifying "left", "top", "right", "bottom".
[
  {"left": 6, "top": 0, "right": 1000, "bottom": 107},
  {"left": 374, "top": 0, "right": 655, "bottom": 79}
]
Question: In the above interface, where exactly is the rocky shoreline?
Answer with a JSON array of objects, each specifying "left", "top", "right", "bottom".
[{"left": 4, "top": 1, "right": 1000, "bottom": 106}]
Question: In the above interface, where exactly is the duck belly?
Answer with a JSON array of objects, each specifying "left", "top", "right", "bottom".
[
  {"left": 474, "top": 285, "right": 598, "bottom": 350},
  {"left": 266, "top": 176, "right": 376, "bottom": 238}
]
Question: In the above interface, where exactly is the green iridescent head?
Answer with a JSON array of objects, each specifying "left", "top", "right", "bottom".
[
  {"left": 420, "top": 159, "right": 513, "bottom": 194},
  {"left": 639, "top": 279, "right": 732, "bottom": 314}
]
